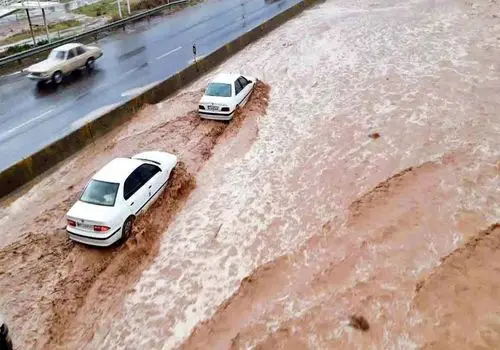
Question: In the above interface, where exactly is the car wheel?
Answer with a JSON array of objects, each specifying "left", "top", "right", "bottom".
[
  {"left": 122, "top": 216, "right": 135, "bottom": 241},
  {"left": 86, "top": 57, "right": 95, "bottom": 71},
  {"left": 52, "top": 71, "right": 63, "bottom": 85}
]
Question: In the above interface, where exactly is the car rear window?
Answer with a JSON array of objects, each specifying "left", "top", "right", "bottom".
[
  {"left": 80, "top": 180, "right": 119, "bottom": 207},
  {"left": 205, "top": 83, "right": 232, "bottom": 97},
  {"left": 48, "top": 50, "right": 65, "bottom": 60}
]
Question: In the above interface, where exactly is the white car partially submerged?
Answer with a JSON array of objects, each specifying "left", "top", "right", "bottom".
[
  {"left": 27, "top": 43, "right": 103, "bottom": 85},
  {"left": 66, "top": 151, "right": 177, "bottom": 247},
  {"left": 198, "top": 73, "right": 256, "bottom": 121}
]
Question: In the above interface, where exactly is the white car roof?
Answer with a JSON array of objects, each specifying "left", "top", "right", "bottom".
[
  {"left": 92, "top": 157, "right": 143, "bottom": 184},
  {"left": 210, "top": 73, "right": 242, "bottom": 84},
  {"left": 54, "top": 43, "right": 82, "bottom": 51}
]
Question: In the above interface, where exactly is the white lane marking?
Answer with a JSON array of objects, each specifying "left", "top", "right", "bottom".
[
  {"left": 3, "top": 109, "right": 54, "bottom": 136},
  {"left": 156, "top": 46, "right": 182, "bottom": 60},
  {"left": 124, "top": 66, "right": 140, "bottom": 76},
  {"left": 98, "top": 66, "right": 141, "bottom": 91}
]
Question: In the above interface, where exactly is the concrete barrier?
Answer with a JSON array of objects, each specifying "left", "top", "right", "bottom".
[{"left": 0, "top": 0, "right": 320, "bottom": 199}]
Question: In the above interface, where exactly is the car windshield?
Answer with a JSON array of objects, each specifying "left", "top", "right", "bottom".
[
  {"left": 80, "top": 180, "right": 119, "bottom": 207},
  {"left": 205, "top": 83, "right": 232, "bottom": 97},
  {"left": 48, "top": 50, "right": 65, "bottom": 60}
]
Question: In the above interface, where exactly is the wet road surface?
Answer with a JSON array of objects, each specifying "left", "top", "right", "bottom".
[{"left": 0, "top": 0, "right": 296, "bottom": 172}]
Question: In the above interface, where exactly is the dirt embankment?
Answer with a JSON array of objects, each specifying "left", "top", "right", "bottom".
[{"left": 0, "top": 81, "right": 270, "bottom": 349}]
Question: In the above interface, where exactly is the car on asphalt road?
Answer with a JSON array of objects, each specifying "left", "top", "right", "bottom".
[
  {"left": 198, "top": 73, "right": 256, "bottom": 121},
  {"left": 26, "top": 43, "right": 103, "bottom": 85},
  {"left": 66, "top": 151, "right": 178, "bottom": 247}
]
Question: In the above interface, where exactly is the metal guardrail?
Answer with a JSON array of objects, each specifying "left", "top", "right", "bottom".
[{"left": 0, "top": 0, "right": 188, "bottom": 66}]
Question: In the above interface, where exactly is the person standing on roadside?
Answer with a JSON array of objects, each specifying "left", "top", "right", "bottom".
[{"left": 0, "top": 315, "right": 12, "bottom": 350}]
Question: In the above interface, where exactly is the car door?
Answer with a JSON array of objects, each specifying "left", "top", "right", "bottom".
[
  {"left": 65, "top": 48, "right": 79, "bottom": 73},
  {"left": 237, "top": 76, "right": 252, "bottom": 106},
  {"left": 123, "top": 167, "right": 149, "bottom": 216},
  {"left": 137, "top": 163, "right": 163, "bottom": 211},
  {"left": 75, "top": 45, "right": 88, "bottom": 66},
  {"left": 234, "top": 78, "right": 245, "bottom": 106}
]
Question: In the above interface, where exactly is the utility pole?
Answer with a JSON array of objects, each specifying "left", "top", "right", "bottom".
[
  {"left": 42, "top": 8, "right": 50, "bottom": 42},
  {"left": 20, "top": 0, "right": 36, "bottom": 45},
  {"left": 38, "top": 0, "right": 51, "bottom": 43},
  {"left": 25, "top": 9, "right": 36, "bottom": 45},
  {"left": 117, "top": 0, "right": 122, "bottom": 19}
]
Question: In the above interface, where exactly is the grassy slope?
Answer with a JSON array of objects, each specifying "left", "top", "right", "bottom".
[
  {"left": 74, "top": 0, "right": 202, "bottom": 21},
  {"left": 0, "top": 20, "right": 82, "bottom": 45}
]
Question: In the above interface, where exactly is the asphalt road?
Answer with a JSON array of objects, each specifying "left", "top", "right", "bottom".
[{"left": 0, "top": 0, "right": 297, "bottom": 172}]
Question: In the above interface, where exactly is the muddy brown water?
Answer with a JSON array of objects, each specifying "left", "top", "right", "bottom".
[
  {"left": 181, "top": 154, "right": 500, "bottom": 349},
  {"left": 3, "top": 0, "right": 500, "bottom": 347},
  {"left": 0, "top": 82, "right": 270, "bottom": 349}
]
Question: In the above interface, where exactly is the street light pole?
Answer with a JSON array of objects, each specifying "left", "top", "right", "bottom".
[
  {"left": 42, "top": 8, "right": 50, "bottom": 43},
  {"left": 38, "top": 0, "right": 51, "bottom": 44},
  {"left": 117, "top": 0, "right": 122, "bottom": 19},
  {"left": 25, "top": 9, "right": 36, "bottom": 45}
]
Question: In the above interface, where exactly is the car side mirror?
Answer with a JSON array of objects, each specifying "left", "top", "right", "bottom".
[{"left": 247, "top": 80, "right": 252, "bottom": 84}]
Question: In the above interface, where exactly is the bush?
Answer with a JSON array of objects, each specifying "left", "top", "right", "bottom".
[
  {"left": 74, "top": 0, "right": 117, "bottom": 17},
  {"left": 131, "top": 0, "right": 201, "bottom": 13},
  {"left": 4, "top": 39, "right": 49, "bottom": 55},
  {"left": 0, "top": 20, "right": 80, "bottom": 46},
  {"left": 108, "top": 13, "right": 123, "bottom": 23}
]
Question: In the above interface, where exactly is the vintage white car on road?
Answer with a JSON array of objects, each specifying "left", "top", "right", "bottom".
[
  {"left": 27, "top": 43, "right": 103, "bottom": 85},
  {"left": 198, "top": 73, "right": 256, "bottom": 121},
  {"left": 66, "top": 151, "right": 177, "bottom": 247}
]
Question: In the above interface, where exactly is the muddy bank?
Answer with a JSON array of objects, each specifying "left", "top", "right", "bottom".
[{"left": 0, "top": 81, "right": 270, "bottom": 349}]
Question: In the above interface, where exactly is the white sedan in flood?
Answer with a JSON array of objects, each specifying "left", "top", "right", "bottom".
[
  {"left": 66, "top": 151, "right": 177, "bottom": 247},
  {"left": 198, "top": 73, "right": 256, "bottom": 121}
]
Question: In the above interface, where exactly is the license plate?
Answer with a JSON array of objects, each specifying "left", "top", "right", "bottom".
[
  {"left": 207, "top": 105, "right": 218, "bottom": 111},
  {"left": 78, "top": 222, "right": 93, "bottom": 230}
]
